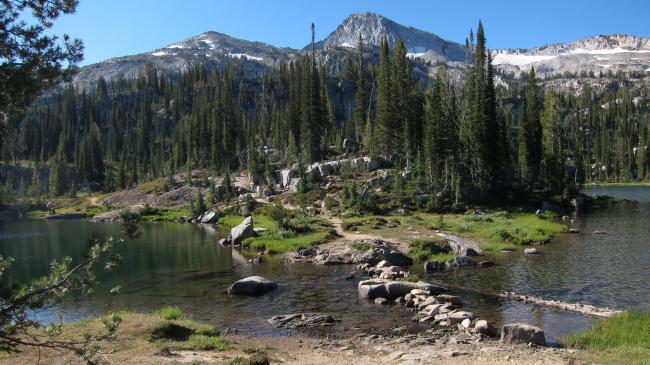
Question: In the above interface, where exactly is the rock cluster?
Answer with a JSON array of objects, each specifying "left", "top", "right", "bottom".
[
  {"left": 285, "top": 239, "right": 412, "bottom": 267},
  {"left": 358, "top": 278, "right": 507, "bottom": 341},
  {"left": 357, "top": 260, "right": 410, "bottom": 280},
  {"left": 267, "top": 313, "right": 337, "bottom": 329}
]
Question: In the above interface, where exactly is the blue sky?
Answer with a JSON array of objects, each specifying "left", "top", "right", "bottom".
[{"left": 47, "top": 0, "right": 650, "bottom": 65}]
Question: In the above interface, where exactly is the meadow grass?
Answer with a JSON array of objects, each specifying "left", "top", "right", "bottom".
[
  {"left": 562, "top": 309, "right": 650, "bottom": 365},
  {"left": 341, "top": 211, "right": 566, "bottom": 250},
  {"left": 243, "top": 230, "right": 333, "bottom": 253},
  {"left": 437, "top": 212, "right": 566, "bottom": 245},
  {"left": 0, "top": 310, "right": 231, "bottom": 364}
]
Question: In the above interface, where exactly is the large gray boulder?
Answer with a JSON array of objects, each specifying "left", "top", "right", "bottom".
[
  {"left": 200, "top": 211, "right": 219, "bottom": 224},
  {"left": 231, "top": 216, "right": 255, "bottom": 245},
  {"left": 287, "top": 178, "right": 302, "bottom": 192},
  {"left": 355, "top": 244, "right": 413, "bottom": 266},
  {"left": 280, "top": 169, "right": 297, "bottom": 188},
  {"left": 475, "top": 319, "right": 498, "bottom": 337},
  {"left": 227, "top": 276, "right": 277, "bottom": 296},
  {"left": 500, "top": 323, "right": 546, "bottom": 346},
  {"left": 358, "top": 279, "right": 446, "bottom": 300}
]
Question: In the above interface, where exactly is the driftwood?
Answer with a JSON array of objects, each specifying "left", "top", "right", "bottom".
[{"left": 500, "top": 291, "right": 623, "bottom": 318}]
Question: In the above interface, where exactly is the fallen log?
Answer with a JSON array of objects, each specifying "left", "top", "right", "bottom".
[{"left": 499, "top": 291, "right": 623, "bottom": 318}]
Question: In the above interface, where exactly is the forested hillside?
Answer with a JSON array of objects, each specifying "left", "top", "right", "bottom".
[{"left": 1, "top": 23, "right": 649, "bottom": 205}]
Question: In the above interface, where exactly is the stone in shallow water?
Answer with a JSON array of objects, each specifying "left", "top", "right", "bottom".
[
  {"left": 227, "top": 276, "right": 277, "bottom": 296},
  {"left": 500, "top": 323, "right": 546, "bottom": 346},
  {"left": 445, "top": 256, "right": 477, "bottom": 268},
  {"left": 424, "top": 260, "right": 445, "bottom": 272},
  {"left": 267, "top": 313, "right": 337, "bottom": 328}
]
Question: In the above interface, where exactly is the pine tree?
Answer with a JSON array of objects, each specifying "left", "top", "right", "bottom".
[
  {"left": 352, "top": 34, "right": 367, "bottom": 142},
  {"left": 540, "top": 91, "right": 564, "bottom": 193},
  {"left": 49, "top": 137, "right": 69, "bottom": 196},
  {"left": 207, "top": 179, "right": 216, "bottom": 205},
  {"left": 374, "top": 39, "right": 393, "bottom": 159},
  {"left": 519, "top": 67, "right": 543, "bottom": 189}
]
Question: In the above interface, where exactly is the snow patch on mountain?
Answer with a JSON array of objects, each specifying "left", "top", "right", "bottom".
[
  {"left": 492, "top": 54, "right": 558, "bottom": 66},
  {"left": 152, "top": 51, "right": 169, "bottom": 57},
  {"left": 227, "top": 53, "right": 264, "bottom": 62},
  {"left": 569, "top": 47, "right": 650, "bottom": 55}
]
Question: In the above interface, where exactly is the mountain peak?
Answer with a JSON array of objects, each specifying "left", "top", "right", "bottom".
[{"left": 313, "top": 12, "right": 466, "bottom": 62}]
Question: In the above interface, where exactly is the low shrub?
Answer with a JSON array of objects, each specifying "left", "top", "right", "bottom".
[
  {"left": 409, "top": 238, "right": 450, "bottom": 261},
  {"left": 159, "top": 306, "right": 183, "bottom": 320}
]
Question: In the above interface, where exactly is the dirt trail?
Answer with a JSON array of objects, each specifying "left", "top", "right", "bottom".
[{"left": 317, "top": 197, "right": 409, "bottom": 251}]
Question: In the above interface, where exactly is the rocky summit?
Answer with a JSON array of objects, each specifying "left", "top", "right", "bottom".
[{"left": 73, "top": 12, "right": 650, "bottom": 85}]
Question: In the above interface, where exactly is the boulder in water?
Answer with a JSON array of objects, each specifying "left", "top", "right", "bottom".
[
  {"left": 358, "top": 279, "right": 445, "bottom": 300},
  {"left": 227, "top": 276, "right": 277, "bottom": 296},
  {"left": 424, "top": 261, "right": 445, "bottom": 272},
  {"left": 445, "top": 256, "right": 476, "bottom": 268}
]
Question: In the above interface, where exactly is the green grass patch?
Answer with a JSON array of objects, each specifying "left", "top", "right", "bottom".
[
  {"left": 219, "top": 214, "right": 277, "bottom": 230},
  {"left": 481, "top": 241, "right": 518, "bottom": 252},
  {"left": 243, "top": 230, "right": 333, "bottom": 254},
  {"left": 141, "top": 207, "right": 191, "bottom": 221},
  {"left": 159, "top": 306, "right": 183, "bottom": 320},
  {"left": 414, "top": 212, "right": 565, "bottom": 245},
  {"left": 397, "top": 274, "right": 421, "bottom": 282},
  {"left": 352, "top": 242, "right": 371, "bottom": 252},
  {"left": 562, "top": 309, "right": 650, "bottom": 365},
  {"left": 426, "top": 252, "right": 457, "bottom": 262},
  {"left": 149, "top": 316, "right": 228, "bottom": 351}
]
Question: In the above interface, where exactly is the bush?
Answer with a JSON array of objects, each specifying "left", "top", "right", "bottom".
[
  {"left": 409, "top": 238, "right": 449, "bottom": 261},
  {"left": 323, "top": 196, "right": 339, "bottom": 211},
  {"left": 160, "top": 306, "right": 183, "bottom": 320},
  {"left": 266, "top": 200, "right": 290, "bottom": 230},
  {"left": 140, "top": 203, "right": 160, "bottom": 216}
]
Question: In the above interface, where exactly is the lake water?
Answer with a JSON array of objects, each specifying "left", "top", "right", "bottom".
[{"left": 1, "top": 186, "right": 648, "bottom": 343}]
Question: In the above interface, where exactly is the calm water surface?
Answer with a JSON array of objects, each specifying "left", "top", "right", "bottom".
[{"left": 1, "top": 186, "right": 648, "bottom": 343}]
